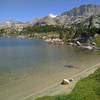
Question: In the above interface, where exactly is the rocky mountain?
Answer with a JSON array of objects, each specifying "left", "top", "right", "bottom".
[
  {"left": 0, "top": 4, "right": 100, "bottom": 32},
  {"left": 0, "top": 21, "right": 23, "bottom": 27},
  {"left": 62, "top": 4, "right": 100, "bottom": 17},
  {"left": 76, "top": 14, "right": 100, "bottom": 28},
  {"left": 0, "top": 20, "right": 30, "bottom": 32},
  {"left": 32, "top": 4, "right": 100, "bottom": 27},
  {"left": 33, "top": 16, "right": 57, "bottom": 26}
]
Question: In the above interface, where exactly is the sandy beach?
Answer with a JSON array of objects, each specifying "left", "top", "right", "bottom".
[{"left": 22, "top": 62, "right": 100, "bottom": 100}]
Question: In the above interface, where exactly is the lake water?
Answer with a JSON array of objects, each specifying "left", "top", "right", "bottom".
[{"left": 0, "top": 38, "right": 100, "bottom": 100}]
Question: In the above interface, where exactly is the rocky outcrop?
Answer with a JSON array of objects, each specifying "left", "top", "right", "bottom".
[
  {"left": 32, "top": 4, "right": 100, "bottom": 28},
  {"left": 0, "top": 21, "right": 30, "bottom": 32},
  {"left": 62, "top": 4, "right": 100, "bottom": 17}
]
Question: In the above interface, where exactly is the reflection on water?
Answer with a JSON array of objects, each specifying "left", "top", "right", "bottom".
[{"left": 0, "top": 38, "right": 100, "bottom": 100}]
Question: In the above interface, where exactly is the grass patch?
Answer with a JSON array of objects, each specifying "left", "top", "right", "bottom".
[
  {"left": 36, "top": 68, "right": 100, "bottom": 100},
  {"left": 93, "top": 36, "right": 100, "bottom": 47}
]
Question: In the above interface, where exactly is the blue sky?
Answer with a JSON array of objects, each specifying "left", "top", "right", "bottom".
[{"left": 0, "top": 0, "right": 100, "bottom": 22}]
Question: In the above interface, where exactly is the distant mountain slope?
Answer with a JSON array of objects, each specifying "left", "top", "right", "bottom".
[
  {"left": 0, "top": 20, "right": 30, "bottom": 33},
  {"left": 0, "top": 4, "right": 100, "bottom": 32},
  {"left": 32, "top": 4, "right": 100, "bottom": 27},
  {"left": 62, "top": 4, "right": 100, "bottom": 16}
]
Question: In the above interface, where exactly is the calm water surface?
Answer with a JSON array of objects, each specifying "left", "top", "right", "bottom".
[{"left": 0, "top": 38, "right": 100, "bottom": 100}]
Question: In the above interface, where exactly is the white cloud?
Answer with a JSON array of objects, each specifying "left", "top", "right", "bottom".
[{"left": 49, "top": 13, "right": 57, "bottom": 18}]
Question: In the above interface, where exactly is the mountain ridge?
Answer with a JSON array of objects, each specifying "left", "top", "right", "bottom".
[
  {"left": 32, "top": 4, "right": 100, "bottom": 27},
  {"left": 0, "top": 4, "right": 100, "bottom": 30},
  {"left": 62, "top": 4, "right": 100, "bottom": 16}
]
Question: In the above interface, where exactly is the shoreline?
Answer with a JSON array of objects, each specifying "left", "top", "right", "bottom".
[
  {"left": 22, "top": 62, "right": 100, "bottom": 100},
  {"left": 1, "top": 60, "right": 100, "bottom": 100},
  {"left": 0, "top": 35, "right": 99, "bottom": 49}
]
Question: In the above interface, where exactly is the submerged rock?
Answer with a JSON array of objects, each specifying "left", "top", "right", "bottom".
[{"left": 64, "top": 64, "right": 74, "bottom": 68}]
